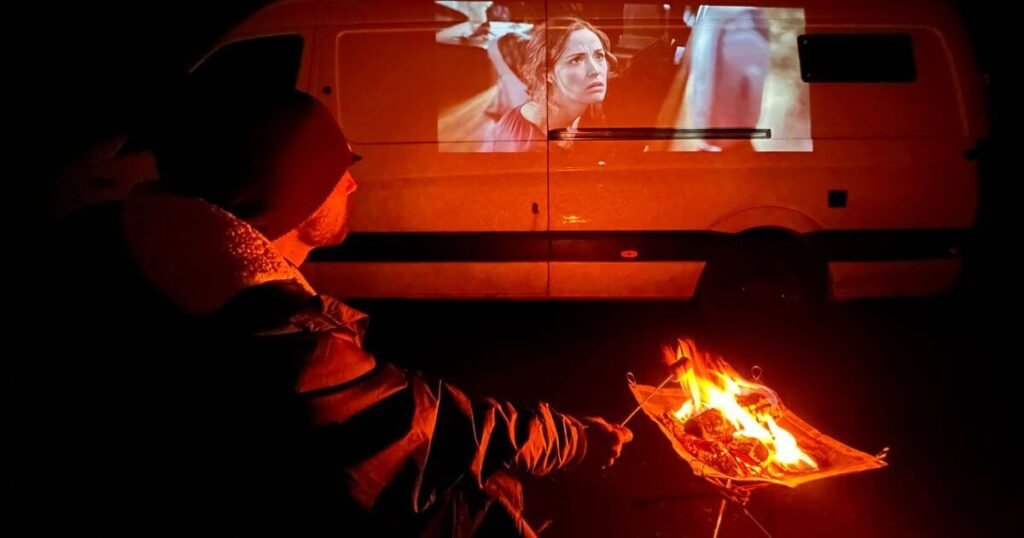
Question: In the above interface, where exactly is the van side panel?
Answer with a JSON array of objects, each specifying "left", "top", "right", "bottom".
[
  {"left": 830, "top": 260, "right": 962, "bottom": 299},
  {"left": 304, "top": 262, "right": 548, "bottom": 298},
  {"left": 550, "top": 262, "right": 705, "bottom": 298}
]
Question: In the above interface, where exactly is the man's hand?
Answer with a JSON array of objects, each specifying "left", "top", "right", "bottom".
[{"left": 580, "top": 416, "right": 634, "bottom": 469}]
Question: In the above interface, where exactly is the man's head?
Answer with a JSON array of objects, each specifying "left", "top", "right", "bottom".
[{"left": 150, "top": 89, "right": 354, "bottom": 242}]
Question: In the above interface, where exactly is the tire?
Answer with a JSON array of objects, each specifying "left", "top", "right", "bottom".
[{"left": 695, "top": 234, "right": 827, "bottom": 331}]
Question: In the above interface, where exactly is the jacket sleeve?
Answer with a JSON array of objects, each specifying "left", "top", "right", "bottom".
[
  {"left": 423, "top": 379, "right": 589, "bottom": 487},
  {"left": 468, "top": 388, "right": 590, "bottom": 477},
  {"left": 292, "top": 359, "right": 591, "bottom": 516}
]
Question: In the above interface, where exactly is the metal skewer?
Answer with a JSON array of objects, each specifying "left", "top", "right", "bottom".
[
  {"left": 622, "top": 348, "right": 694, "bottom": 427},
  {"left": 620, "top": 373, "right": 675, "bottom": 427}
]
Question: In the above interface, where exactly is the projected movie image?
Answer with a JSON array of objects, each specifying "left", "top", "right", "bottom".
[{"left": 435, "top": 2, "right": 811, "bottom": 152}]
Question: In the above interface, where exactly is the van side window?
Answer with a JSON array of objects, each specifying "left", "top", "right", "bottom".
[
  {"left": 798, "top": 34, "right": 916, "bottom": 83},
  {"left": 190, "top": 34, "right": 305, "bottom": 95}
]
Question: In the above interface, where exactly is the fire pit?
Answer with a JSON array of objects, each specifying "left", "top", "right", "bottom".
[{"left": 627, "top": 339, "right": 887, "bottom": 536}]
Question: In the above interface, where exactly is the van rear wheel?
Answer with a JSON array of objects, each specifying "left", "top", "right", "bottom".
[{"left": 695, "top": 235, "right": 827, "bottom": 331}]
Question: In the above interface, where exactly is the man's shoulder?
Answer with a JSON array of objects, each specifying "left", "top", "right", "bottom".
[{"left": 209, "top": 280, "right": 320, "bottom": 334}]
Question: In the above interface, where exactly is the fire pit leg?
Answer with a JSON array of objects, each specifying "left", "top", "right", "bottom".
[
  {"left": 711, "top": 496, "right": 728, "bottom": 538},
  {"left": 710, "top": 481, "right": 773, "bottom": 538},
  {"left": 739, "top": 505, "right": 773, "bottom": 538}
]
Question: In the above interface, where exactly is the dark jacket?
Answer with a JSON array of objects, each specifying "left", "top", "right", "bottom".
[{"left": 24, "top": 188, "right": 589, "bottom": 537}]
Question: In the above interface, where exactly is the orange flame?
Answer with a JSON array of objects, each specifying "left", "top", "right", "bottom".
[{"left": 668, "top": 339, "right": 817, "bottom": 473}]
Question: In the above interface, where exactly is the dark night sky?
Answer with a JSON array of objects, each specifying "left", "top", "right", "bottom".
[{"left": 4, "top": 2, "right": 273, "bottom": 204}]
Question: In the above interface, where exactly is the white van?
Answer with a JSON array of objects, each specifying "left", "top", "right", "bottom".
[{"left": 61, "top": 0, "right": 988, "bottom": 303}]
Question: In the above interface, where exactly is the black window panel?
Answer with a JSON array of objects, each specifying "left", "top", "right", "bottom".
[
  {"left": 190, "top": 34, "right": 305, "bottom": 95},
  {"left": 798, "top": 33, "right": 915, "bottom": 83}
]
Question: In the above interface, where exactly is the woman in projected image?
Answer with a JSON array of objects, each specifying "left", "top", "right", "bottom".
[{"left": 485, "top": 18, "right": 615, "bottom": 151}]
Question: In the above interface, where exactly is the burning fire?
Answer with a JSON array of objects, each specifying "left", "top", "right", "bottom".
[
  {"left": 665, "top": 339, "right": 817, "bottom": 478},
  {"left": 629, "top": 338, "right": 886, "bottom": 488}
]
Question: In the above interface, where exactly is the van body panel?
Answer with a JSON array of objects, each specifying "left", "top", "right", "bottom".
[
  {"left": 551, "top": 138, "right": 977, "bottom": 232},
  {"left": 550, "top": 261, "right": 704, "bottom": 298},
  {"left": 303, "top": 261, "right": 549, "bottom": 298},
  {"left": 829, "top": 260, "right": 961, "bottom": 299}
]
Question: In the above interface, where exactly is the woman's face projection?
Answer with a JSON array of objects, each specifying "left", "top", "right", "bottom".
[{"left": 552, "top": 29, "right": 609, "bottom": 107}]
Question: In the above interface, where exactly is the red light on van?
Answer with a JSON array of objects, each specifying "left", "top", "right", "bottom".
[{"left": 620, "top": 249, "right": 639, "bottom": 259}]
